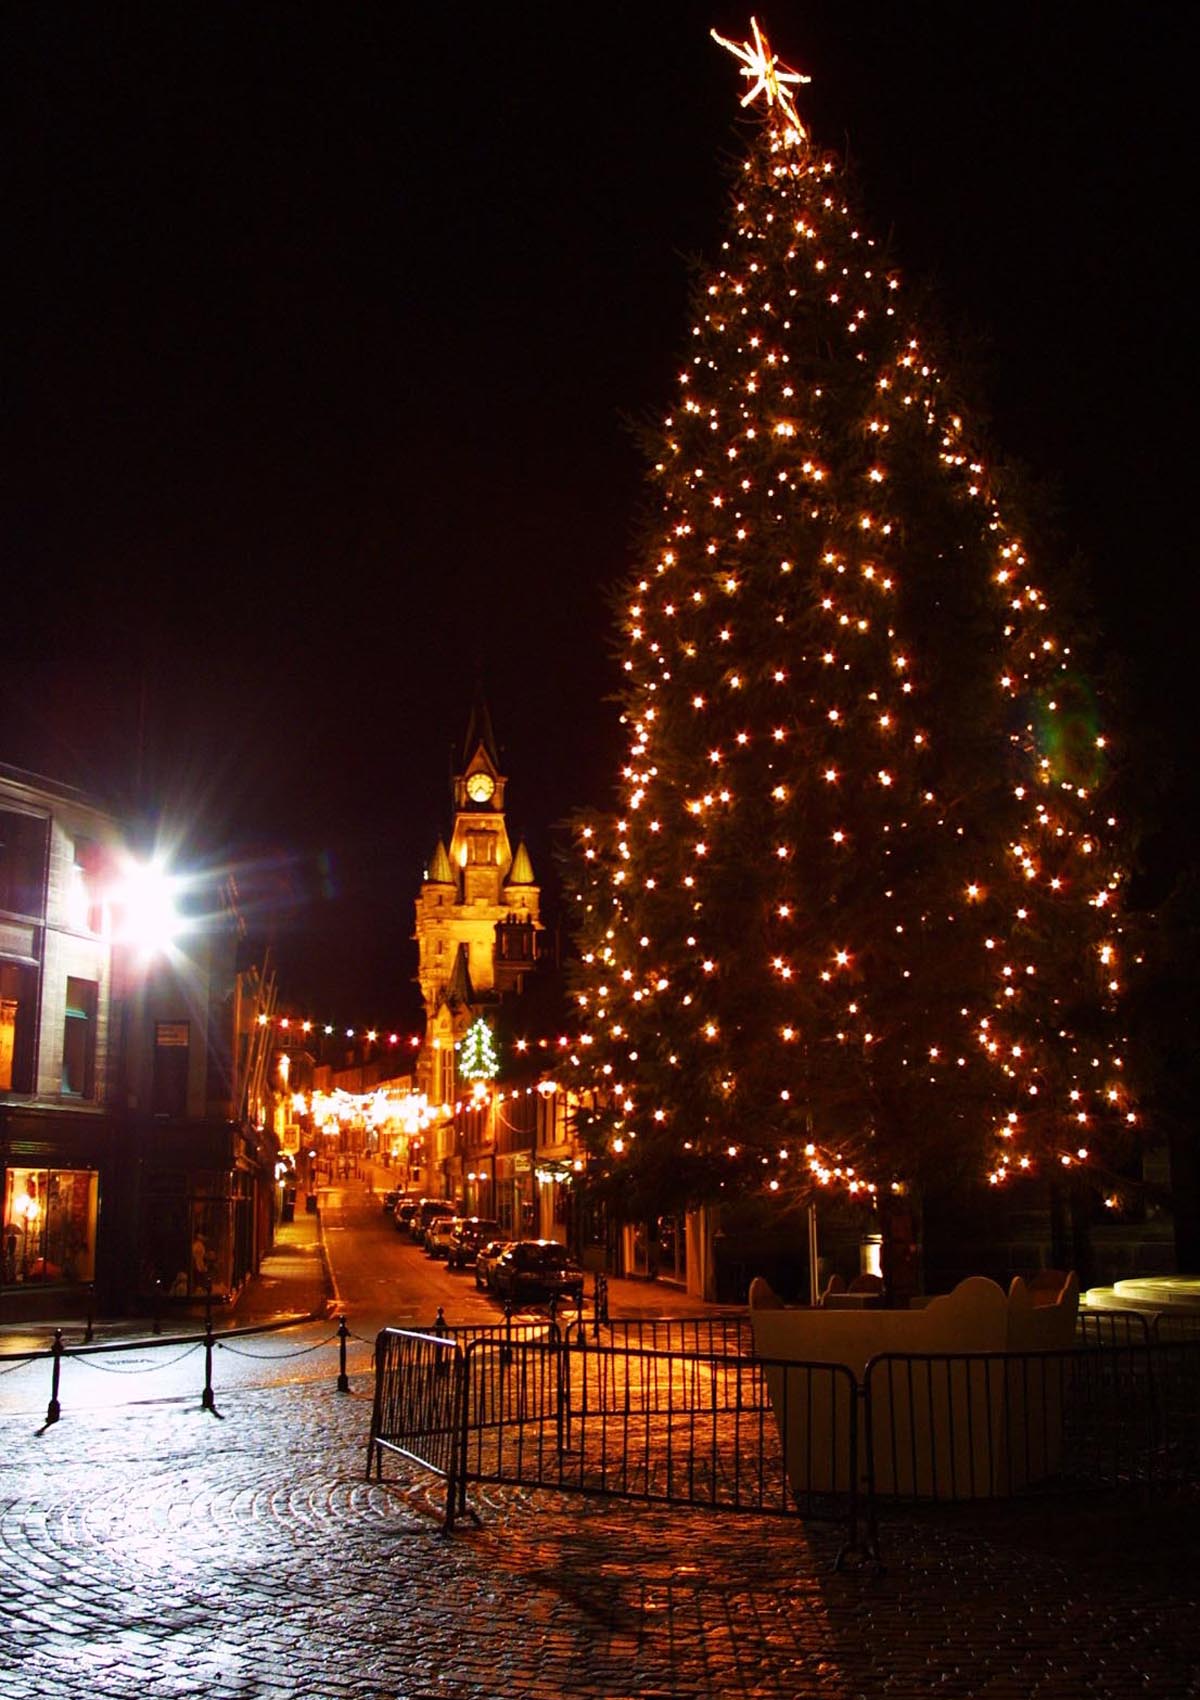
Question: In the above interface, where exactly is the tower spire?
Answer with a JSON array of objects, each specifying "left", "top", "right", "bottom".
[{"left": 462, "top": 685, "right": 500, "bottom": 771}]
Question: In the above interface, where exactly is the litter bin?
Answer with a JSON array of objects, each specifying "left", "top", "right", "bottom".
[{"left": 305, "top": 1193, "right": 318, "bottom": 1214}]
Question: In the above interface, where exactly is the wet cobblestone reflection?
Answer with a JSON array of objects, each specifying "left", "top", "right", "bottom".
[{"left": 2, "top": 1378, "right": 1197, "bottom": 1698}]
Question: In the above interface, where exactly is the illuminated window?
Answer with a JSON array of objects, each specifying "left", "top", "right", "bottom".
[
  {"left": 61, "top": 977, "right": 98, "bottom": 1098},
  {"left": 0, "top": 961, "right": 37, "bottom": 1093}
]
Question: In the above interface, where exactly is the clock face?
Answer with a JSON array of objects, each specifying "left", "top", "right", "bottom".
[{"left": 466, "top": 771, "right": 495, "bottom": 803}]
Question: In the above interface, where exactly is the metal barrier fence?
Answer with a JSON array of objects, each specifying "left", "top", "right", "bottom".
[
  {"left": 566, "top": 1315, "right": 756, "bottom": 1358},
  {"left": 864, "top": 1341, "right": 1200, "bottom": 1503},
  {"left": 366, "top": 1327, "right": 469, "bottom": 1526},
  {"left": 1077, "top": 1306, "right": 1155, "bottom": 1349},
  {"left": 367, "top": 1322, "right": 1200, "bottom": 1567},
  {"left": 366, "top": 1329, "right": 870, "bottom": 1562},
  {"left": 1077, "top": 1306, "right": 1200, "bottom": 1347}
]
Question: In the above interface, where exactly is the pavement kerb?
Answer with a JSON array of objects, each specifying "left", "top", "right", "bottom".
[
  {"left": 0, "top": 1201, "right": 338, "bottom": 1351},
  {"left": 314, "top": 1193, "right": 342, "bottom": 1316}
]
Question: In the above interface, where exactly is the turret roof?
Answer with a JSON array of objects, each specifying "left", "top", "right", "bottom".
[
  {"left": 447, "top": 942, "right": 474, "bottom": 1006},
  {"left": 427, "top": 840, "right": 454, "bottom": 883},
  {"left": 506, "top": 840, "right": 536, "bottom": 886}
]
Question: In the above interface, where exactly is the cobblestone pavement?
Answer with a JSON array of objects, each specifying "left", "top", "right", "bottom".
[
  {"left": 2, "top": 1369, "right": 1198, "bottom": 1699},
  {"left": 3, "top": 1197, "right": 1198, "bottom": 1697}
]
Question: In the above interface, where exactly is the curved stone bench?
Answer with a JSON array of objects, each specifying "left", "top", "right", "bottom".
[{"left": 749, "top": 1273, "right": 1079, "bottom": 1497}]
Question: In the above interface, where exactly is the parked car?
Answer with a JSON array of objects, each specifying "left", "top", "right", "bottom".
[
  {"left": 446, "top": 1217, "right": 500, "bottom": 1271},
  {"left": 393, "top": 1200, "right": 419, "bottom": 1234},
  {"left": 405, "top": 1199, "right": 456, "bottom": 1241},
  {"left": 474, "top": 1239, "right": 515, "bottom": 1292},
  {"left": 381, "top": 1189, "right": 401, "bottom": 1215},
  {"left": 425, "top": 1216, "right": 463, "bottom": 1260},
  {"left": 490, "top": 1240, "right": 585, "bottom": 1308}
]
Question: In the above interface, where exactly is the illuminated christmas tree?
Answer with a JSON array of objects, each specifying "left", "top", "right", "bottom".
[
  {"left": 459, "top": 1017, "right": 499, "bottom": 1083},
  {"left": 569, "top": 22, "right": 1137, "bottom": 1248}
]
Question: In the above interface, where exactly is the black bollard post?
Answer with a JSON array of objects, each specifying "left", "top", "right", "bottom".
[
  {"left": 336, "top": 1314, "right": 350, "bottom": 1393},
  {"left": 434, "top": 1305, "right": 447, "bottom": 1338},
  {"left": 84, "top": 1284, "right": 95, "bottom": 1344},
  {"left": 45, "top": 1328, "right": 64, "bottom": 1426},
  {"left": 201, "top": 1291, "right": 217, "bottom": 1415},
  {"left": 152, "top": 1278, "right": 162, "bottom": 1336}
]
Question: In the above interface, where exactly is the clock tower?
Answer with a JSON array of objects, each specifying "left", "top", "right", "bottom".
[
  {"left": 413, "top": 699, "right": 543, "bottom": 1104},
  {"left": 448, "top": 698, "right": 511, "bottom": 910}
]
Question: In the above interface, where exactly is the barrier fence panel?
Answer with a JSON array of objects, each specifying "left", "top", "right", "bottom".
[
  {"left": 1150, "top": 1313, "right": 1200, "bottom": 1345},
  {"left": 1076, "top": 1308, "right": 1155, "bottom": 1350},
  {"left": 366, "top": 1327, "right": 466, "bottom": 1527},
  {"left": 569, "top": 1316, "right": 755, "bottom": 1360},
  {"left": 458, "top": 1338, "right": 870, "bottom": 1564},
  {"left": 865, "top": 1351, "right": 1072, "bottom": 1500},
  {"left": 864, "top": 1343, "right": 1200, "bottom": 1505},
  {"left": 1077, "top": 1307, "right": 1200, "bottom": 1348},
  {"left": 1163, "top": 1343, "right": 1200, "bottom": 1469}
]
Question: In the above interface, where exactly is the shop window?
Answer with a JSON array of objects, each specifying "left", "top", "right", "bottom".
[
  {"left": 153, "top": 1019, "right": 191, "bottom": 1117},
  {"left": 62, "top": 977, "right": 98, "bottom": 1098},
  {"left": 3, "top": 1167, "right": 98, "bottom": 1284},
  {"left": 0, "top": 808, "right": 49, "bottom": 920},
  {"left": 0, "top": 960, "right": 37, "bottom": 1094}
]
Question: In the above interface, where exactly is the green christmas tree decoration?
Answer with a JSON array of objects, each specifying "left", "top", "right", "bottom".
[
  {"left": 459, "top": 1017, "right": 499, "bottom": 1082},
  {"left": 568, "top": 20, "right": 1137, "bottom": 1227}
]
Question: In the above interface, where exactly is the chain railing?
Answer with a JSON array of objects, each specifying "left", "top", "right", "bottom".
[{"left": 0, "top": 1310, "right": 354, "bottom": 1429}]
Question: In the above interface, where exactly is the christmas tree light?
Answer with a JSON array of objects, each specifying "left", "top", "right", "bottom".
[
  {"left": 568, "top": 20, "right": 1137, "bottom": 1227},
  {"left": 459, "top": 1017, "right": 500, "bottom": 1082}
]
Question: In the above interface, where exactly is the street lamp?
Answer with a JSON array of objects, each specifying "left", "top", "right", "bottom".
[{"left": 113, "top": 855, "right": 184, "bottom": 960}]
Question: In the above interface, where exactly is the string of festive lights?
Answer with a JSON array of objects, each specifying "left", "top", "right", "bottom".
[
  {"left": 259, "top": 1011, "right": 423, "bottom": 1048},
  {"left": 257, "top": 1008, "right": 579, "bottom": 1062}
]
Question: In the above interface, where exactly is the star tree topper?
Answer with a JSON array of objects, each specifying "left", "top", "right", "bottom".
[{"left": 711, "top": 16, "right": 810, "bottom": 136}]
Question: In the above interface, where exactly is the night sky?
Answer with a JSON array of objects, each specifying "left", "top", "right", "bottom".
[{"left": 4, "top": 4, "right": 1194, "bottom": 1027}]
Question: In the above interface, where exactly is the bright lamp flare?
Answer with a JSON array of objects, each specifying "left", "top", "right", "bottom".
[{"left": 116, "top": 857, "right": 183, "bottom": 957}]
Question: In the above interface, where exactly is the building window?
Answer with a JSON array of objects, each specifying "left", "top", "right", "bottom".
[
  {"left": 62, "top": 977, "right": 98, "bottom": 1098},
  {"left": 0, "top": 808, "right": 49, "bottom": 920},
  {"left": 3, "top": 1167, "right": 98, "bottom": 1285},
  {"left": 68, "top": 838, "right": 106, "bottom": 934},
  {"left": 0, "top": 961, "right": 37, "bottom": 1094},
  {"left": 153, "top": 1020, "right": 191, "bottom": 1117}
]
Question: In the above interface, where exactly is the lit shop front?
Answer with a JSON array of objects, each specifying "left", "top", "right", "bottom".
[{"left": 3, "top": 1164, "right": 98, "bottom": 1286}]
